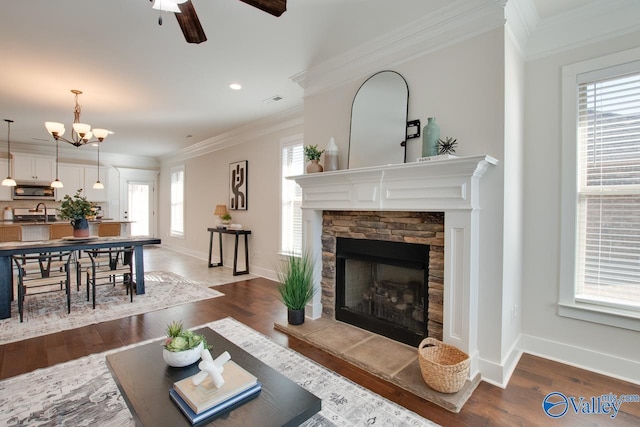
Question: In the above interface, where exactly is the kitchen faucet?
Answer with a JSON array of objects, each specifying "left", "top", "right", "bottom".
[{"left": 34, "top": 202, "right": 48, "bottom": 222}]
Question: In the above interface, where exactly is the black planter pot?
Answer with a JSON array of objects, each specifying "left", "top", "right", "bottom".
[
  {"left": 71, "top": 218, "right": 90, "bottom": 238},
  {"left": 287, "top": 308, "right": 305, "bottom": 325}
]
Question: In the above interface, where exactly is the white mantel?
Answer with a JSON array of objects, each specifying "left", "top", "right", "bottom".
[{"left": 291, "top": 155, "right": 498, "bottom": 380}]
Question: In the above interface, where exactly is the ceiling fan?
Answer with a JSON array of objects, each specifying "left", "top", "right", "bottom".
[{"left": 151, "top": 0, "right": 287, "bottom": 44}]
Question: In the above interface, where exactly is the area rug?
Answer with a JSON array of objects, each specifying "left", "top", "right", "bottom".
[
  {"left": 0, "top": 271, "right": 224, "bottom": 345},
  {"left": 0, "top": 317, "right": 439, "bottom": 426}
]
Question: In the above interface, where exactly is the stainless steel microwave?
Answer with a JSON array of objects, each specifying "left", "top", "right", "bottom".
[{"left": 12, "top": 183, "right": 56, "bottom": 200}]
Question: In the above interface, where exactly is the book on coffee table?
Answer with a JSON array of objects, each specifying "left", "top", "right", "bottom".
[
  {"left": 173, "top": 360, "right": 258, "bottom": 414},
  {"left": 170, "top": 382, "right": 262, "bottom": 424}
]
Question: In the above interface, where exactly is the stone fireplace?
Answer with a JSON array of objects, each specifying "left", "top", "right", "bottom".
[
  {"left": 291, "top": 155, "right": 497, "bottom": 380},
  {"left": 323, "top": 211, "right": 444, "bottom": 347}
]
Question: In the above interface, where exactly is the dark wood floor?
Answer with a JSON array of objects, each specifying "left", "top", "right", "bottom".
[{"left": 1, "top": 277, "right": 638, "bottom": 426}]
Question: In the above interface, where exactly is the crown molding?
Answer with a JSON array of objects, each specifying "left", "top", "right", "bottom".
[
  {"left": 159, "top": 107, "right": 304, "bottom": 166},
  {"left": 3, "top": 140, "right": 159, "bottom": 170},
  {"left": 291, "top": 0, "right": 507, "bottom": 96},
  {"left": 504, "top": 0, "right": 538, "bottom": 55},
  {"left": 525, "top": 0, "right": 640, "bottom": 61}
]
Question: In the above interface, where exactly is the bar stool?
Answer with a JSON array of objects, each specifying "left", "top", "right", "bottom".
[
  {"left": 0, "top": 225, "right": 22, "bottom": 242},
  {"left": 13, "top": 251, "right": 74, "bottom": 322},
  {"left": 1, "top": 225, "right": 22, "bottom": 301},
  {"left": 98, "top": 222, "right": 121, "bottom": 237},
  {"left": 49, "top": 223, "right": 74, "bottom": 239}
]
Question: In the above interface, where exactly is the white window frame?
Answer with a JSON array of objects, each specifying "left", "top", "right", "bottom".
[
  {"left": 560, "top": 46, "right": 640, "bottom": 331},
  {"left": 170, "top": 164, "right": 185, "bottom": 238},
  {"left": 279, "top": 134, "right": 304, "bottom": 256}
]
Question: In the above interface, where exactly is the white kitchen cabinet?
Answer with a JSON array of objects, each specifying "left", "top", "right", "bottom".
[
  {"left": 56, "top": 163, "right": 108, "bottom": 202},
  {"left": 12, "top": 153, "right": 55, "bottom": 182},
  {"left": 0, "top": 158, "right": 11, "bottom": 201},
  {"left": 56, "top": 164, "right": 84, "bottom": 200}
]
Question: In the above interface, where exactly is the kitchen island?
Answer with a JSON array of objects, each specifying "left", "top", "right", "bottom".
[
  {"left": 0, "top": 235, "right": 161, "bottom": 319},
  {"left": 0, "top": 221, "right": 133, "bottom": 241}
]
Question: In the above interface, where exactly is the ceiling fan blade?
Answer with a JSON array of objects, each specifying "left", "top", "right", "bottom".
[
  {"left": 175, "top": 1, "right": 207, "bottom": 44},
  {"left": 238, "top": 0, "right": 287, "bottom": 17}
]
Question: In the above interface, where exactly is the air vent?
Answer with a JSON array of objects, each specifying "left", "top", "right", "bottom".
[{"left": 262, "top": 95, "right": 283, "bottom": 104}]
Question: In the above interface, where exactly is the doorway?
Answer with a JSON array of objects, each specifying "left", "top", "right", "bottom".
[{"left": 125, "top": 181, "right": 154, "bottom": 236}]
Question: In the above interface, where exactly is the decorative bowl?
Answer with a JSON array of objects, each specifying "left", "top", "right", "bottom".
[{"left": 163, "top": 341, "right": 204, "bottom": 367}]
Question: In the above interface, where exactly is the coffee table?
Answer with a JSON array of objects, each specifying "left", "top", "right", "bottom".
[{"left": 106, "top": 327, "right": 321, "bottom": 426}]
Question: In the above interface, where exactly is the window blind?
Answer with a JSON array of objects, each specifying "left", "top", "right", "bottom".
[
  {"left": 576, "top": 69, "right": 640, "bottom": 310},
  {"left": 170, "top": 167, "right": 184, "bottom": 236},
  {"left": 281, "top": 142, "right": 303, "bottom": 255}
]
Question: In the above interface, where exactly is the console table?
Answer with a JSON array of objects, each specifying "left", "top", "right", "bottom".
[{"left": 207, "top": 228, "right": 251, "bottom": 276}]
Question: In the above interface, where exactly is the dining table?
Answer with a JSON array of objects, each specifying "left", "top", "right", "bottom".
[{"left": 0, "top": 235, "right": 161, "bottom": 320}]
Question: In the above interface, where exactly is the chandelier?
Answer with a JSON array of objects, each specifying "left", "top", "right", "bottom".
[{"left": 45, "top": 89, "right": 109, "bottom": 147}]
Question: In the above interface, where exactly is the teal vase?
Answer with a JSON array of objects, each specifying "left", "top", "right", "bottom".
[{"left": 422, "top": 117, "right": 440, "bottom": 157}]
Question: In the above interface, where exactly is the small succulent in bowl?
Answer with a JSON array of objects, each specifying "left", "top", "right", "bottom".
[{"left": 163, "top": 320, "right": 210, "bottom": 352}]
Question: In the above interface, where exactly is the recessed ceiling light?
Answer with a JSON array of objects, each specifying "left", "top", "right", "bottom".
[{"left": 229, "top": 83, "right": 242, "bottom": 90}]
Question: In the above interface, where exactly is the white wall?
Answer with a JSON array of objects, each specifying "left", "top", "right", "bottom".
[
  {"left": 497, "top": 29, "right": 526, "bottom": 382},
  {"left": 159, "top": 114, "right": 303, "bottom": 279},
  {"left": 522, "top": 30, "right": 640, "bottom": 383}
]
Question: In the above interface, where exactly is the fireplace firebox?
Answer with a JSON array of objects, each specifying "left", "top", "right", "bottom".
[{"left": 335, "top": 237, "right": 429, "bottom": 346}]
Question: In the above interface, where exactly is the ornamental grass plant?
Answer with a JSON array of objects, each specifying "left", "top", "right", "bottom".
[{"left": 275, "top": 252, "right": 317, "bottom": 310}]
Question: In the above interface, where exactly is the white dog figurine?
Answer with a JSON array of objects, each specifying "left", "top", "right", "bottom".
[{"left": 192, "top": 350, "right": 231, "bottom": 388}]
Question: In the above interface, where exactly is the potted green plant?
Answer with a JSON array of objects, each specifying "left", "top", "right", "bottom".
[
  {"left": 221, "top": 213, "right": 232, "bottom": 226},
  {"left": 58, "top": 189, "right": 94, "bottom": 237},
  {"left": 163, "top": 321, "right": 211, "bottom": 367},
  {"left": 304, "top": 145, "right": 325, "bottom": 173},
  {"left": 275, "top": 252, "right": 317, "bottom": 325}
]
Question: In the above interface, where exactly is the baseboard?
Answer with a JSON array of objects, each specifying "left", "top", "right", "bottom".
[
  {"left": 478, "top": 336, "right": 523, "bottom": 388},
  {"left": 520, "top": 333, "right": 640, "bottom": 386},
  {"left": 159, "top": 243, "right": 207, "bottom": 262},
  {"left": 158, "top": 243, "right": 277, "bottom": 281}
]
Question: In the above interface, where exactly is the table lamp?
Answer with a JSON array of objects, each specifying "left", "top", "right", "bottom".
[{"left": 214, "top": 204, "right": 229, "bottom": 228}]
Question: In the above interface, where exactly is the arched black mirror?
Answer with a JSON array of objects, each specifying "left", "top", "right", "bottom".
[{"left": 348, "top": 71, "right": 409, "bottom": 168}]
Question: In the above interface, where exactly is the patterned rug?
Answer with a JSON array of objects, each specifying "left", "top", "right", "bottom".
[
  {"left": 0, "top": 318, "right": 439, "bottom": 427},
  {"left": 0, "top": 271, "right": 224, "bottom": 345}
]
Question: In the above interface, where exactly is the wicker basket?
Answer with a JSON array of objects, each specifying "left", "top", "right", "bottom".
[{"left": 418, "top": 338, "right": 469, "bottom": 393}]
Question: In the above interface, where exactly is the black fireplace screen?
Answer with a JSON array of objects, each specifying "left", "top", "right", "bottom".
[{"left": 335, "top": 237, "right": 429, "bottom": 347}]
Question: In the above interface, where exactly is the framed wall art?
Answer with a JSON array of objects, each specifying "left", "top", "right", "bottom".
[{"left": 229, "top": 160, "right": 248, "bottom": 210}]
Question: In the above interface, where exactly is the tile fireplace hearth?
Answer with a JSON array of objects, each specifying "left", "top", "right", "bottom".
[
  {"left": 275, "top": 316, "right": 481, "bottom": 413},
  {"left": 290, "top": 155, "right": 497, "bottom": 381}
]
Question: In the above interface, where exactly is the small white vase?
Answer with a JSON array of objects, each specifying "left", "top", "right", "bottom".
[{"left": 163, "top": 341, "right": 204, "bottom": 367}]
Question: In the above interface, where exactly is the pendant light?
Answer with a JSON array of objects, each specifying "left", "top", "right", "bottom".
[
  {"left": 51, "top": 138, "right": 63, "bottom": 189},
  {"left": 93, "top": 141, "right": 104, "bottom": 189},
  {"left": 2, "top": 119, "right": 16, "bottom": 187}
]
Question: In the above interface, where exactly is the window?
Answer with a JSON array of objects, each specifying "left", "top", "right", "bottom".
[
  {"left": 170, "top": 165, "right": 185, "bottom": 238},
  {"left": 561, "top": 47, "right": 640, "bottom": 330},
  {"left": 280, "top": 136, "right": 303, "bottom": 255}
]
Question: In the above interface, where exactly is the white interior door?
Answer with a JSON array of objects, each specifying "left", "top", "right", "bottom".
[{"left": 125, "top": 181, "right": 154, "bottom": 236}]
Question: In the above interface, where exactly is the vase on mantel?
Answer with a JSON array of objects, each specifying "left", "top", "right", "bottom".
[
  {"left": 422, "top": 117, "right": 440, "bottom": 158},
  {"left": 306, "top": 160, "right": 323, "bottom": 174}
]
